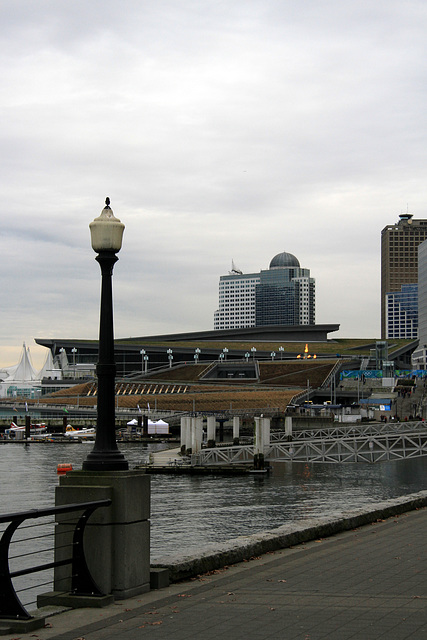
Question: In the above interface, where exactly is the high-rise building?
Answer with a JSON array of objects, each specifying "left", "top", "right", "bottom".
[
  {"left": 412, "top": 240, "right": 427, "bottom": 368},
  {"left": 381, "top": 213, "right": 427, "bottom": 338},
  {"left": 385, "top": 285, "right": 418, "bottom": 339},
  {"left": 214, "top": 251, "right": 315, "bottom": 330},
  {"left": 213, "top": 266, "right": 260, "bottom": 331}
]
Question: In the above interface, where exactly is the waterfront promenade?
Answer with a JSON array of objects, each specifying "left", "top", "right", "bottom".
[{"left": 7, "top": 502, "right": 427, "bottom": 640}]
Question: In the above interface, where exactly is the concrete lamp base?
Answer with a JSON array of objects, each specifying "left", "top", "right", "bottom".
[{"left": 54, "top": 470, "right": 150, "bottom": 600}]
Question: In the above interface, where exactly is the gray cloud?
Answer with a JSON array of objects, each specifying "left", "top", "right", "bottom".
[{"left": 1, "top": 0, "right": 427, "bottom": 365}]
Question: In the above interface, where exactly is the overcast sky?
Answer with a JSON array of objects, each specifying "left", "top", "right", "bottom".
[{"left": 1, "top": 0, "right": 427, "bottom": 368}]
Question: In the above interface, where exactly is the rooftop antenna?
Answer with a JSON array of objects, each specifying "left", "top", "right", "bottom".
[{"left": 229, "top": 259, "right": 243, "bottom": 275}]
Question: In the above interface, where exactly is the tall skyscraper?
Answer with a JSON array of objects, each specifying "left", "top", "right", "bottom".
[
  {"left": 214, "top": 251, "right": 315, "bottom": 330},
  {"left": 381, "top": 213, "right": 427, "bottom": 338},
  {"left": 213, "top": 265, "right": 260, "bottom": 331},
  {"left": 412, "top": 240, "right": 427, "bottom": 368}
]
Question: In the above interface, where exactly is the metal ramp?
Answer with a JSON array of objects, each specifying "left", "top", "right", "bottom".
[
  {"left": 266, "top": 431, "right": 427, "bottom": 463},
  {"left": 192, "top": 421, "right": 427, "bottom": 465}
]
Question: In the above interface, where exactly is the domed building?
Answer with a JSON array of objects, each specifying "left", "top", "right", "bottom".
[
  {"left": 214, "top": 251, "right": 315, "bottom": 330},
  {"left": 269, "top": 251, "right": 300, "bottom": 269}
]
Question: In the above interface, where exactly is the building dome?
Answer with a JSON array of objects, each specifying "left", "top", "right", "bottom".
[{"left": 269, "top": 251, "right": 300, "bottom": 269}]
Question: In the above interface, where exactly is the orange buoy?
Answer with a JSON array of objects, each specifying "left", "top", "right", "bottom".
[{"left": 57, "top": 463, "right": 73, "bottom": 475}]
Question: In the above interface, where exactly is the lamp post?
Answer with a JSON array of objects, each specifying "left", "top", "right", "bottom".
[
  {"left": 71, "top": 347, "right": 77, "bottom": 378},
  {"left": 279, "top": 346, "right": 284, "bottom": 360},
  {"left": 194, "top": 348, "right": 201, "bottom": 364},
  {"left": 251, "top": 347, "right": 257, "bottom": 360},
  {"left": 143, "top": 354, "right": 149, "bottom": 373},
  {"left": 271, "top": 351, "right": 276, "bottom": 361},
  {"left": 222, "top": 347, "right": 228, "bottom": 361},
  {"left": 83, "top": 198, "right": 128, "bottom": 471},
  {"left": 140, "top": 349, "right": 146, "bottom": 373},
  {"left": 167, "top": 348, "right": 173, "bottom": 368}
]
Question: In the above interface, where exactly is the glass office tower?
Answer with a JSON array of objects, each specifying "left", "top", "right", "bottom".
[
  {"left": 214, "top": 252, "right": 315, "bottom": 329},
  {"left": 381, "top": 212, "right": 427, "bottom": 338},
  {"left": 385, "top": 284, "right": 418, "bottom": 339},
  {"left": 256, "top": 252, "right": 315, "bottom": 326},
  {"left": 412, "top": 240, "right": 427, "bottom": 367}
]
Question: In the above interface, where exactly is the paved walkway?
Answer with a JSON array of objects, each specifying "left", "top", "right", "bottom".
[{"left": 10, "top": 507, "right": 427, "bottom": 640}]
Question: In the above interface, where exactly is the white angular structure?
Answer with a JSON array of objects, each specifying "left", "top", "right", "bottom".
[{"left": 0, "top": 343, "right": 61, "bottom": 398}]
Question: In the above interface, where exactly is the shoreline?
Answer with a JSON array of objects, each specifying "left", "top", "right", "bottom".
[
  {"left": 151, "top": 489, "right": 427, "bottom": 581},
  {"left": 3, "top": 490, "right": 427, "bottom": 637}
]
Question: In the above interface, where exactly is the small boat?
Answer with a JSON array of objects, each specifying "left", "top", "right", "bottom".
[
  {"left": 64, "top": 425, "right": 96, "bottom": 439},
  {"left": 57, "top": 463, "right": 73, "bottom": 475}
]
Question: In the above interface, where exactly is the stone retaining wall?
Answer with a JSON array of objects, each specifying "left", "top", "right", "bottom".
[{"left": 152, "top": 490, "right": 427, "bottom": 582}]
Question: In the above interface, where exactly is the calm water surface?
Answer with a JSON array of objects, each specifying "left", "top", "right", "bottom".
[{"left": 2, "top": 442, "right": 427, "bottom": 562}]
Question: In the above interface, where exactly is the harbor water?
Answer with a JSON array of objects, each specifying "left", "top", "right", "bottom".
[{"left": 2, "top": 442, "right": 427, "bottom": 562}]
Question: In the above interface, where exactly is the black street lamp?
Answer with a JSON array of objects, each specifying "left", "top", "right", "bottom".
[{"left": 83, "top": 198, "right": 128, "bottom": 471}]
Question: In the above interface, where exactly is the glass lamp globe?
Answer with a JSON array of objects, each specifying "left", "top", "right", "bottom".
[{"left": 89, "top": 198, "right": 125, "bottom": 253}]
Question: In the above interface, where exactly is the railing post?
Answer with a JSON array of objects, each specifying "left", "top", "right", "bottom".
[
  {"left": 71, "top": 507, "right": 105, "bottom": 596},
  {"left": 0, "top": 518, "right": 30, "bottom": 619}
]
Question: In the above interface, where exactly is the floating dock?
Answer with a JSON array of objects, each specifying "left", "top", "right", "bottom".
[
  {"left": 137, "top": 464, "right": 252, "bottom": 475},
  {"left": 138, "top": 446, "right": 261, "bottom": 475}
]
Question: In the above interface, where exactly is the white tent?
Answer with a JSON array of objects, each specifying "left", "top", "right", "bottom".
[
  {"left": 4, "top": 343, "right": 37, "bottom": 382},
  {"left": 38, "top": 349, "right": 61, "bottom": 380},
  {"left": 126, "top": 418, "right": 169, "bottom": 434},
  {"left": 0, "top": 343, "right": 62, "bottom": 397},
  {"left": 148, "top": 419, "right": 169, "bottom": 434}
]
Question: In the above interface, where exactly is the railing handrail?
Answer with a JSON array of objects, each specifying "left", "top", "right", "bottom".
[
  {"left": 0, "top": 499, "right": 112, "bottom": 621},
  {"left": 0, "top": 500, "right": 111, "bottom": 525}
]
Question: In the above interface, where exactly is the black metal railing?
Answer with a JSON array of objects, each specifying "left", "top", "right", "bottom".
[{"left": 0, "top": 499, "right": 111, "bottom": 620}]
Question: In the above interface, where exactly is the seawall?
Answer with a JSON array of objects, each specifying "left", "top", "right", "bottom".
[{"left": 152, "top": 489, "right": 427, "bottom": 582}]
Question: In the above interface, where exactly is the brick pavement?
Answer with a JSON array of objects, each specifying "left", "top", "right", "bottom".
[{"left": 10, "top": 507, "right": 427, "bottom": 640}]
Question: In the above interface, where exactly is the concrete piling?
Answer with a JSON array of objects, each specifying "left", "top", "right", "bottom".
[
  {"left": 233, "top": 416, "right": 240, "bottom": 445},
  {"left": 207, "top": 415, "right": 216, "bottom": 448}
]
